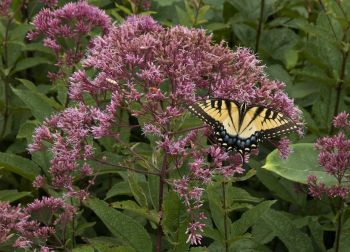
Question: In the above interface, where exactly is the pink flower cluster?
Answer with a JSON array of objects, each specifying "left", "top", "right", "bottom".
[
  {"left": 27, "top": 1, "right": 112, "bottom": 80},
  {"left": 0, "top": 197, "right": 74, "bottom": 250},
  {"left": 30, "top": 15, "right": 302, "bottom": 245},
  {"left": 307, "top": 112, "right": 350, "bottom": 199},
  {"left": 0, "top": 0, "right": 11, "bottom": 17},
  {"left": 29, "top": 99, "right": 119, "bottom": 193}
]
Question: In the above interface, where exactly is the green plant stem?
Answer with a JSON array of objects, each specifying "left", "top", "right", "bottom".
[
  {"left": 156, "top": 152, "right": 168, "bottom": 252},
  {"left": 255, "top": 0, "right": 265, "bottom": 52},
  {"left": 331, "top": 49, "right": 348, "bottom": 134},
  {"left": 222, "top": 181, "right": 229, "bottom": 252},
  {"left": 0, "top": 19, "right": 12, "bottom": 140},
  {"left": 318, "top": 0, "right": 338, "bottom": 40},
  {"left": 193, "top": 0, "right": 203, "bottom": 26},
  {"left": 334, "top": 202, "right": 343, "bottom": 252},
  {"left": 71, "top": 198, "right": 76, "bottom": 248}
]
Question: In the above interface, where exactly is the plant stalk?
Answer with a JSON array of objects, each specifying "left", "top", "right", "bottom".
[
  {"left": 331, "top": 50, "right": 348, "bottom": 134},
  {"left": 255, "top": 0, "right": 265, "bottom": 52},
  {"left": 0, "top": 19, "right": 12, "bottom": 140},
  {"left": 222, "top": 181, "right": 229, "bottom": 252},
  {"left": 334, "top": 202, "right": 343, "bottom": 252},
  {"left": 156, "top": 152, "right": 168, "bottom": 252}
]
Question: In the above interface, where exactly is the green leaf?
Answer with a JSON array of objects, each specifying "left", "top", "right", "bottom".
[
  {"left": 230, "top": 186, "right": 262, "bottom": 204},
  {"left": 72, "top": 246, "right": 95, "bottom": 252},
  {"left": 262, "top": 143, "right": 337, "bottom": 185},
  {"left": 11, "top": 86, "right": 56, "bottom": 121},
  {"left": 128, "top": 172, "right": 148, "bottom": 208},
  {"left": 154, "top": 0, "right": 181, "bottom": 7},
  {"left": 111, "top": 200, "right": 159, "bottom": 224},
  {"left": 147, "top": 174, "right": 159, "bottom": 210},
  {"left": 340, "top": 217, "right": 350, "bottom": 252},
  {"left": 308, "top": 217, "right": 326, "bottom": 252},
  {"left": 230, "top": 200, "right": 276, "bottom": 238},
  {"left": 162, "top": 191, "right": 183, "bottom": 233},
  {"left": 94, "top": 245, "right": 136, "bottom": 252},
  {"left": 17, "top": 120, "right": 38, "bottom": 141},
  {"left": 11, "top": 57, "right": 51, "bottom": 74},
  {"left": 0, "top": 190, "right": 32, "bottom": 202},
  {"left": 230, "top": 238, "right": 272, "bottom": 252},
  {"left": 162, "top": 191, "right": 188, "bottom": 251},
  {"left": 176, "top": 5, "right": 191, "bottom": 26},
  {"left": 105, "top": 181, "right": 132, "bottom": 199},
  {"left": 0, "top": 152, "right": 41, "bottom": 180},
  {"left": 207, "top": 183, "right": 232, "bottom": 238},
  {"left": 256, "top": 169, "right": 306, "bottom": 206},
  {"left": 85, "top": 198, "right": 152, "bottom": 252},
  {"left": 261, "top": 209, "right": 313, "bottom": 252},
  {"left": 22, "top": 42, "right": 53, "bottom": 54}
]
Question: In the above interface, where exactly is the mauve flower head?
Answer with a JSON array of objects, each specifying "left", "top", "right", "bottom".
[
  {"left": 26, "top": 197, "right": 75, "bottom": 227},
  {"left": 307, "top": 112, "right": 350, "bottom": 199},
  {"left": 333, "top": 111, "right": 350, "bottom": 128},
  {"left": 277, "top": 137, "right": 292, "bottom": 159},
  {"left": 30, "top": 101, "right": 119, "bottom": 191},
  {"left": 31, "top": 15, "right": 303, "bottom": 245},
  {"left": 0, "top": 0, "right": 11, "bottom": 17},
  {"left": 27, "top": 1, "right": 112, "bottom": 80},
  {"left": 0, "top": 201, "right": 57, "bottom": 249}
]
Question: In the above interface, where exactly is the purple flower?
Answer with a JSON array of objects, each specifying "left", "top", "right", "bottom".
[
  {"left": 333, "top": 112, "right": 350, "bottom": 128},
  {"left": 307, "top": 113, "right": 350, "bottom": 199},
  {"left": 32, "top": 175, "right": 45, "bottom": 189},
  {"left": 186, "top": 221, "right": 205, "bottom": 245},
  {"left": 30, "top": 15, "right": 303, "bottom": 246},
  {"left": 27, "top": 1, "right": 112, "bottom": 80},
  {"left": 26, "top": 197, "right": 75, "bottom": 226},
  {"left": 0, "top": 0, "right": 11, "bottom": 17},
  {"left": 277, "top": 137, "right": 292, "bottom": 159},
  {"left": 0, "top": 201, "right": 58, "bottom": 249}
]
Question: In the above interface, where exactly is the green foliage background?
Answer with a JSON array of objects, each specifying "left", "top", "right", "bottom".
[{"left": 1, "top": 0, "right": 350, "bottom": 251}]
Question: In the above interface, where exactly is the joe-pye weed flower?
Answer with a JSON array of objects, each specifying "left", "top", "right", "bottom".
[{"left": 28, "top": 14, "right": 302, "bottom": 246}]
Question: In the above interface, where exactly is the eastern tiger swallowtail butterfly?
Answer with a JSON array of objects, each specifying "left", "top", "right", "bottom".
[{"left": 189, "top": 99, "right": 300, "bottom": 154}]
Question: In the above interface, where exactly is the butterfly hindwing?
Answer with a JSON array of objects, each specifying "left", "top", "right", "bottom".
[{"left": 189, "top": 99, "right": 299, "bottom": 154}]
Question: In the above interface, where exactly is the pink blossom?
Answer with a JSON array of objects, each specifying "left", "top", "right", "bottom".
[
  {"left": 277, "top": 137, "right": 292, "bottom": 159},
  {"left": 333, "top": 112, "right": 350, "bottom": 128},
  {"left": 27, "top": 1, "right": 112, "bottom": 80},
  {"left": 29, "top": 15, "right": 303, "bottom": 246},
  {"left": 32, "top": 175, "right": 45, "bottom": 189},
  {"left": 0, "top": 201, "right": 56, "bottom": 249},
  {"left": 0, "top": 0, "right": 11, "bottom": 17},
  {"left": 308, "top": 113, "right": 350, "bottom": 199},
  {"left": 143, "top": 123, "right": 163, "bottom": 137},
  {"left": 186, "top": 221, "right": 205, "bottom": 245}
]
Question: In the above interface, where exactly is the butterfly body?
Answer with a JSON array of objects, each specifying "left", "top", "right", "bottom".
[{"left": 189, "top": 99, "right": 299, "bottom": 154}]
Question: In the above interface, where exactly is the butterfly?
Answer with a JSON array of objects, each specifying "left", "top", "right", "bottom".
[{"left": 188, "top": 99, "right": 300, "bottom": 154}]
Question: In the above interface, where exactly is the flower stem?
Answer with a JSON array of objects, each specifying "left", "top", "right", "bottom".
[
  {"left": 0, "top": 19, "right": 12, "bottom": 140},
  {"left": 334, "top": 202, "right": 343, "bottom": 252},
  {"left": 71, "top": 198, "right": 76, "bottom": 248},
  {"left": 255, "top": 0, "right": 265, "bottom": 52},
  {"left": 331, "top": 50, "right": 348, "bottom": 134},
  {"left": 156, "top": 152, "right": 168, "bottom": 252},
  {"left": 222, "top": 181, "right": 229, "bottom": 252}
]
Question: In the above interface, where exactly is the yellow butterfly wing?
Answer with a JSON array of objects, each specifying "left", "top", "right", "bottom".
[{"left": 189, "top": 99, "right": 299, "bottom": 153}]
